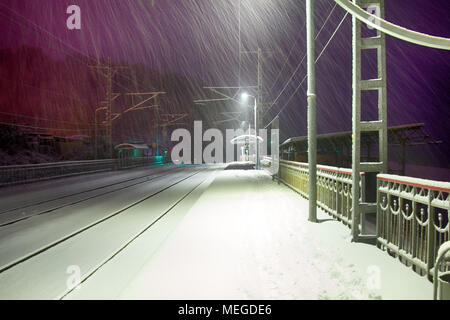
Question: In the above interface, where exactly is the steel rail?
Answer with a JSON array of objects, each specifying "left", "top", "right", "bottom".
[
  {"left": 0, "top": 166, "right": 182, "bottom": 227},
  {"left": 59, "top": 171, "right": 211, "bottom": 300},
  {"left": 0, "top": 169, "right": 202, "bottom": 274},
  {"left": 0, "top": 165, "right": 176, "bottom": 215}
]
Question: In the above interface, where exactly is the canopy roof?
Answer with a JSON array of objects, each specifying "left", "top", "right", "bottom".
[
  {"left": 114, "top": 143, "right": 149, "bottom": 150},
  {"left": 280, "top": 123, "right": 439, "bottom": 148},
  {"left": 230, "top": 134, "right": 264, "bottom": 145}
]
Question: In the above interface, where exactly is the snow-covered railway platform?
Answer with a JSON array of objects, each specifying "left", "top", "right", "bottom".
[{"left": 67, "top": 169, "right": 432, "bottom": 300}]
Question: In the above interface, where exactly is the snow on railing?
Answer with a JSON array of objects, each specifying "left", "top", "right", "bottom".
[
  {"left": 279, "top": 159, "right": 365, "bottom": 227},
  {"left": 377, "top": 174, "right": 450, "bottom": 279},
  {"left": 0, "top": 157, "right": 160, "bottom": 187},
  {"left": 278, "top": 159, "right": 450, "bottom": 282}
]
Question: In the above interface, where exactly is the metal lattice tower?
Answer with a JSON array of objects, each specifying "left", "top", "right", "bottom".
[{"left": 351, "top": 0, "right": 388, "bottom": 241}]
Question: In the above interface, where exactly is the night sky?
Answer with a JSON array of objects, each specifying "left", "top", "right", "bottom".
[{"left": 0, "top": 0, "right": 449, "bottom": 169}]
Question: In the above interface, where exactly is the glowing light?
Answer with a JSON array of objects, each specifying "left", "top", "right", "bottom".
[{"left": 241, "top": 92, "right": 249, "bottom": 101}]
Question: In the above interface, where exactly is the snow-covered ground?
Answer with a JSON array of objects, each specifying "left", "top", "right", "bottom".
[
  {"left": 68, "top": 169, "right": 432, "bottom": 300},
  {"left": 0, "top": 167, "right": 215, "bottom": 299}
]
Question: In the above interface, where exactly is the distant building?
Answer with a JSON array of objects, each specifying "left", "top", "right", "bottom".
[
  {"left": 54, "top": 134, "right": 91, "bottom": 157},
  {"left": 280, "top": 123, "right": 441, "bottom": 176},
  {"left": 114, "top": 142, "right": 150, "bottom": 168}
]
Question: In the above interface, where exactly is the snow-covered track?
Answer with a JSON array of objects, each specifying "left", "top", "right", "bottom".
[
  {"left": 0, "top": 165, "right": 177, "bottom": 216},
  {"left": 59, "top": 172, "right": 209, "bottom": 300},
  {"left": 0, "top": 165, "right": 181, "bottom": 227},
  {"left": 0, "top": 167, "right": 215, "bottom": 299},
  {"left": 0, "top": 168, "right": 203, "bottom": 276}
]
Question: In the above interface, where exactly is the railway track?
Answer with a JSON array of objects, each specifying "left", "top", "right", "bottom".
[
  {"left": 0, "top": 165, "right": 181, "bottom": 227},
  {"left": 0, "top": 166, "right": 217, "bottom": 299}
]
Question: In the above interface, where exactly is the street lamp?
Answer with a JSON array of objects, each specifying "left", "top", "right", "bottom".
[{"left": 241, "top": 92, "right": 259, "bottom": 169}]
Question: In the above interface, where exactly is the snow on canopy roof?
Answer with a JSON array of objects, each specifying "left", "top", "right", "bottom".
[
  {"left": 114, "top": 143, "right": 149, "bottom": 150},
  {"left": 281, "top": 123, "right": 426, "bottom": 147},
  {"left": 230, "top": 134, "right": 264, "bottom": 145}
]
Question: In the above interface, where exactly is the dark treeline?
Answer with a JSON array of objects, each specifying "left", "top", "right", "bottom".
[{"left": 0, "top": 45, "right": 224, "bottom": 145}]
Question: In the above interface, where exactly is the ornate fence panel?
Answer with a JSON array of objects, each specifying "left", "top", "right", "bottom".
[
  {"left": 278, "top": 159, "right": 450, "bottom": 282},
  {"left": 377, "top": 174, "right": 450, "bottom": 279},
  {"left": 279, "top": 160, "right": 366, "bottom": 228}
]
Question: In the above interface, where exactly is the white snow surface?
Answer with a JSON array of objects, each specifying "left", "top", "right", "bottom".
[
  {"left": 104, "top": 170, "right": 432, "bottom": 300},
  {"left": 437, "top": 241, "right": 450, "bottom": 261}
]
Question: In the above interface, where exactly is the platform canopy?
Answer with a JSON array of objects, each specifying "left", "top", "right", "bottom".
[
  {"left": 114, "top": 143, "right": 149, "bottom": 150},
  {"left": 230, "top": 134, "right": 264, "bottom": 145},
  {"left": 280, "top": 123, "right": 440, "bottom": 149}
]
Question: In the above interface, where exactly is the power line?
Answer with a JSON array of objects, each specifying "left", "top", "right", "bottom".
[
  {"left": 0, "top": 74, "right": 91, "bottom": 104},
  {"left": 264, "top": 12, "right": 349, "bottom": 129},
  {"left": 266, "top": 3, "right": 338, "bottom": 117},
  {"left": 0, "top": 6, "right": 133, "bottom": 93},
  {"left": 268, "top": 21, "right": 306, "bottom": 91},
  {"left": 268, "top": 2, "right": 337, "bottom": 92},
  {"left": 0, "top": 121, "right": 91, "bottom": 132},
  {"left": 0, "top": 111, "right": 96, "bottom": 126}
]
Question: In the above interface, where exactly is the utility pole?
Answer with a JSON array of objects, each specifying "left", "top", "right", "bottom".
[
  {"left": 238, "top": 0, "right": 241, "bottom": 89},
  {"left": 94, "top": 106, "right": 107, "bottom": 159},
  {"left": 121, "top": 92, "right": 166, "bottom": 154},
  {"left": 94, "top": 110, "right": 97, "bottom": 159},
  {"left": 106, "top": 57, "right": 113, "bottom": 159},
  {"left": 306, "top": 0, "right": 318, "bottom": 223},
  {"left": 240, "top": 47, "right": 276, "bottom": 169},
  {"left": 154, "top": 95, "right": 160, "bottom": 156},
  {"left": 89, "top": 57, "right": 127, "bottom": 159},
  {"left": 257, "top": 48, "right": 262, "bottom": 170}
]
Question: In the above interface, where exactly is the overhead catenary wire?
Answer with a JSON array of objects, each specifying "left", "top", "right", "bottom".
[
  {"left": 269, "top": 2, "right": 337, "bottom": 92},
  {"left": 333, "top": 0, "right": 450, "bottom": 50},
  {"left": 0, "top": 5, "right": 134, "bottom": 93},
  {"left": 0, "top": 121, "right": 92, "bottom": 132},
  {"left": 0, "top": 74, "right": 91, "bottom": 104},
  {"left": 268, "top": 21, "right": 306, "bottom": 92},
  {"left": 0, "top": 111, "right": 96, "bottom": 126},
  {"left": 266, "top": 2, "right": 338, "bottom": 118},
  {"left": 265, "top": 11, "right": 349, "bottom": 129}
]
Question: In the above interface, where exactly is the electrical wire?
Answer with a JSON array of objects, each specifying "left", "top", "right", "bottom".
[{"left": 264, "top": 11, "right": 349, "bottom": 128}]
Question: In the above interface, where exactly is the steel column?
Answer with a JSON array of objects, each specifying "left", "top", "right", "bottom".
[{"left": 306, "top": 0, "right": 317, "bottom": 222}]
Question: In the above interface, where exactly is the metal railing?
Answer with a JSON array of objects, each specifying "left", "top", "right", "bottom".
[
  {"left": 117, "top": 156, "right": 158, "bottom": 169},
  {"left": 278, "top": 159, "right": 450, "bottom": 284},
  {"left": 377, "top": 174, "right": 450, "bottom": 279},
  {"left": 278, "top": 159, "right": 366, "bottom": 228},
  {"left": 0, "top": 156, "right": 164, "bottom": 187}
]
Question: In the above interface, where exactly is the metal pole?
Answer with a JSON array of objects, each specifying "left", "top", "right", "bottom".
[
  {"left": 94, "top": 110, "right": 98, "bottom": 160},
  {"left": 254, "top": 97, "right": 258, "bottom": 169},
  {"left": 107, "top": 57, "right": 113, "bottom": 159},
  {"left": 247, "top": 122, "right": 250, "bottom": 161},
  {"left": 401, "top": 140, "right": 406, "bottom": 175},
  {"left": 238, "top": 0, "right": 241, "bottom": 88},
  {"left": 257, "top": 48, "right": 262, "bottom": 170},
  {"left": 155, "top": 95, "right": 160, "bottom": 156},
  {"left": 307, "top": 0, "right": 317, "bottom": 222},
  {"left": 248, "top": 122, "right": 251, "bottom": 162}
]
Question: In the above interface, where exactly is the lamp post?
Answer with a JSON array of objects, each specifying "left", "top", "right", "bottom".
[{"left": 241, "top": 92, "right": 259, "bottom": 169}]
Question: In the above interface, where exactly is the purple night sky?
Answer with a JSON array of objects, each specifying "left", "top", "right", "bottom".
[{"left": 0, "top": 0, "right": 449, "bottom": 169}]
